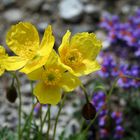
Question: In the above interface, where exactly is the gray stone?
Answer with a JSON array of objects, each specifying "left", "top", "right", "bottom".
[
  {"left": 3, "top": 8, "right": 24, "bottom": 23},
  {"left": 1, "top": 0, "right": 16, "bottom": 7},
  {"left": 37, "top": 22, "right": 49, "bottom": 33},
  {"left": 121, "top": 5, "right": 131, "bottom": 14},
  {"left": 41, "top": 3, "right": 53, "bottom": 14},
  {"left": 59, "top": 0, "right": 84, "bottom": 22},
  {"left": 24, "top": 0, "right": 44, "bottom": 11},
  {"left": 72, "top": 24, "right": 94, "bottom": 34},
  {"left": 84, "top": 4, "right": 100, "bottom": 15}
]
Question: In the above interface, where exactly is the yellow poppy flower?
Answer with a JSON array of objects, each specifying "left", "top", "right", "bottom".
[
  {"left": 58, "top": 31, "right": 102, "bottom": 76},
  {"left": 6, "top": 22, "right": 55, "bottom": 74},
  {"left": 0, "top": 45, "right": 27, "bottom": 76},
  {"left": 28, "top": 50, "right": 81, "bottom": 105}
]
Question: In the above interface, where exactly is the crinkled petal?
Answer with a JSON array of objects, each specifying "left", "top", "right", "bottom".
[
  {"left": 38, "top": 25, "right": 55, "bottom": 56},
  {"left": 0, "top": 67, "right": 5, "bottom": 76},
  {"left": 20, "top": 55, "right": 49, "bottom": 74},
  {"left": 3, "top": 56, "right": 28, "bottom": 71},
  {"left": 71, "top": 33, "right": 102, "bottom": 60},
  {"left": 58, "top": 30, "right": 71, "bottom": 56},
  {"left": 6, "top": 22, "right": 39, "bottom": 58},
  {"left": 0, "top": 45, "right": 6, "bottom": 56},
  {"left": 45, "top": 50, "right": 60, "bottom": 67},
  {"left": 82, "top": 60, "right": 101, "bottom": 75},
  {"left": 34, "top": 82, "right": 62, "bottom": 105},
  {"left": 27, "top": 67, "right": 44, "bottom": 80},
  {"left": 64, "top": 60, "right": 101, "bottom": 77},
  {"left": 60, "top": 72, "right": 81, "bottom": 92},
  {"left": 20, "top": 50, "right": 60, "bottom": 74}
]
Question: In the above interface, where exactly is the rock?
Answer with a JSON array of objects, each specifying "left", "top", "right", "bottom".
[
  {"left": 24, "top": 0, "right": 44, "bottom": 11},
  {"left": 59, "top": 0, "right": 84, "bottom": 23},
  {"left": 3, "top": 8, "right": 24, "bottom": 23},
  {"left": 84, "top": 4, "right": 98, "bottom": 14},
  {"left": 72, "top": 24, "right": 94, "bottom": 33},
  {"left": 20, "top": 84, "right": 31, "bottom": 94},
  {"left": 121, "top": 5, "right": 131, "bottom": 14},
  {"left": 84, "top": 4, "right": 101, "bottom": 23},
  {"left": 1, "top": 0, "right": 16, "bottom": 7},
  {"left": 37, "top": 22, "right": 49, "bottom": 33},
  {"left": 41, "top": 3, "right": 53, "bottom": 14}
]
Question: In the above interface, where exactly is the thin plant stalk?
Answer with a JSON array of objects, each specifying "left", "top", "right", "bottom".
[
  {"left": 39, "top": 105, "right": 43, "bottom": 140},
  {"left": 13, "top": 73, "right": 22, "bottom": 140},
  {"left": 52, "top": 95, "right": 66, "bottom": 140},
  {"left": 82, "top": 77, "right": 119, "bottom": 133},
  {"left": 41, "top": 109, "right": 49, "bottom": 129},
  {"left": 46, "top": 105, "right": 51, "bottom": 140},
  {"left": 80, "top": 85, "right": 89, "bottom": 103}
]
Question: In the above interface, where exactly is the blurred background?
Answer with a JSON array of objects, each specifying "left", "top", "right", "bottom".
[{"left": 0, "top": 0, "right": 140, "bottom": 140}]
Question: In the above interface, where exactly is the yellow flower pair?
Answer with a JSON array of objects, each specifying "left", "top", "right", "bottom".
[{"left": 2, "top": 22, "right": 102, "bottom": 105}]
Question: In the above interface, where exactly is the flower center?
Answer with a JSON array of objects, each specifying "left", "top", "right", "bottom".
[
  {"left": 63, "top": 49, "right": 83, "bottom": 69},
  {"left": 42, "top": 68, "right": 62, "bottom": 86}
]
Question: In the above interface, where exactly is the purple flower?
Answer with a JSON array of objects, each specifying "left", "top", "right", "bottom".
[
  {"left": 99, "top": 128, "right": 109, "bottom": 138},
  {"left": 98, "top": 53, "right": 119, "bottom": 78},
  {"left": 100, "top": 9, "right": 140, "bottom": 58},
  {"left": 111, "top": 111, "right": 123, "bottom": 124},
  {"left": 114, "top": 125, "right": 124, "bottom": 139}
]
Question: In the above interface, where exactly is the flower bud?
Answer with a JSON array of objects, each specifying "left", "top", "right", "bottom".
[
  {"left": 6, "top": 86, "right": 17, "bottom": 103},
  {"left": 82, "top": 102, "right": 96, "bottom": 120}
]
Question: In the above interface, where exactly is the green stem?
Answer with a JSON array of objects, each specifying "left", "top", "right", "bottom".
[
  {"left": 52, "top": 95, "right": 66, "bottom": 140},
  {"left": 26, "top": 81, "right": 35, "bottom": 138},
  {"left": 39, "top": 105, "right": 43, "bottom": 140},
  {"left": 83, "top": 111, "right": 100, "bottom": 134},
  {"left": 106, "top": 77, "right": 119, "bottom": 102},
  {"left": 46, "top": 105, "right": 51, "bottom": 140},
  {"left": 14, "top": 73, "right": 22, "bottom": 140},
  {"left": 22, "top": 104, "right": 36, "bottom": 131},
  {"left": 26, "top": 103, "right": 36, "bottom": 138},
  {"left": 80, "top": 85, "right": 89, "bottom": 103},
  {"left": 83, "top": 77, "right": 120, "bottom": 133},
  {"left": 41, "top": 108, "right": 49, "bottom": 129}
]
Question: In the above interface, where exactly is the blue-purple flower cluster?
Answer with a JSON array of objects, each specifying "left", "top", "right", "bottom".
[
  {"left": 92, "top": 91, "right": 124, "bottom": 139},
  {"left": 118, "top": 65, "right": 140, "bottom": 88},
  {"left": 98, "top": 53, "right": 140, "bottom": 88},
  {"left": 98, "top": 53, "right": 118, "bottom": 78},
  {"left": 100, "top": 9, "right": 140, "bottom": 58}
]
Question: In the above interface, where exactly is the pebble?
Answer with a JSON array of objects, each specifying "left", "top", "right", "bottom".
[
  {"left": 59, "top": 0, "right": 84, "bottom": 22},
  {"left": 37, "top": 22, "right": 49, "bottom": 33},
  {"left": 41, "top": 3, "right": 53, "bottom": 14},
  {"left": 72, "top": 24, "right": 94, "bottom": 33},
  {"left": 1, "top": 0, "right": 16, "bottom": 7},
  {"left": 24, "top": 0, "right": 44, "bottom": 11},
  {"left": 3, "top": 8, "right": 24, "bottom": 23}
]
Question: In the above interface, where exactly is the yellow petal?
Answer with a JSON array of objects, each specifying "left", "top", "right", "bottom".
[
  {"left": 34, "top": 82, "right": 62, "bottom": 105},
  {"left": 58, "top": 30, "right": 71, "bottom": 56},
  {"left": 20, "top": 55, "right": 49, "bottom": 74},
  {"left": 82, "top": 60, "right": 101, "bottom": 75},
  {"left": 60, "top": 72, "right": 81, "bottom": 92},
  {"left": 0, "top": 67, "right": 5, "bottom": 76},
  {"left": 0, "top": 45, "right": 6, "bottom": 56},
  {"left": 3, "top": 56, "right": 28, "bottom": 71},
  {"left": 27, "top": 67, "right": 44, "bottom": 80},
  {"left": 71, "top": 33, "right": 102, "bottom": 60},
  {"left": 6, "top": 22, "right": 39, "bottom": 58},
  {"left": 38, "top": 25, "right": 55, "bottom": 56},
  {"left": 45, "top": 50, "right": 59, "bottom": 67}
]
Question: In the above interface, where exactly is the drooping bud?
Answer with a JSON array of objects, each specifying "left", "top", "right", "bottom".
[
  {"left": 82, "top": 102, "right": 96, "bottom": 120},
  {"left": 6, "top": 85, "right": 17, "bottom": 103}
]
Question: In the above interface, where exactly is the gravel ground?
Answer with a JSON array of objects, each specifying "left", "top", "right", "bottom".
[{"left": 0, "top": 0, "right": 140, "bottom": 138}]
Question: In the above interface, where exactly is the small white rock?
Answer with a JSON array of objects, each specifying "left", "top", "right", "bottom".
[{"left": 59, "top": 0, "right": 84, "bottom": 22}]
